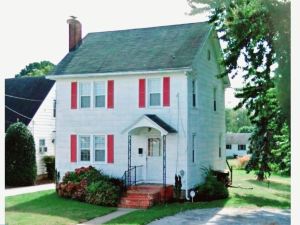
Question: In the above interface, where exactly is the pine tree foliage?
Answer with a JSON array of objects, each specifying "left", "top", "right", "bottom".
[{"left": 187, "top": 0, "right": 290, "bottom": 180}]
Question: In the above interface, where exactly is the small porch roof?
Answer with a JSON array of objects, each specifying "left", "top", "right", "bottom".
[{"left": 122, "top": 114, "right": 177, "bottom": 136}]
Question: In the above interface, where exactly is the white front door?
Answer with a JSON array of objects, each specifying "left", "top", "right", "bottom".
[{"left": 146, "top": 137, "right": 163, "bottom": 182}]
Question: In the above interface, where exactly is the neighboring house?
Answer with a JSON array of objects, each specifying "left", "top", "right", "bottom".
[
  {"left": 225, "top": 133, "right": 251, "bottom": 157},
  {"left": 47, "top": 18, "right": 230, "bottom": 197},
  {"left": 5, "top": 76, "right": 56, "bottom": 176}
]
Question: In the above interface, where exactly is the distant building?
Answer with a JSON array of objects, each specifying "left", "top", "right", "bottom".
[
  {"left": 225, "top": 133, "right": 251, "bottom": 157},
  {"left": 5, "top": 76, "right": 56, "bottom": 176}
]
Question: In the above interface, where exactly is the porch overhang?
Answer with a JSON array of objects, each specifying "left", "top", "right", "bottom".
[{"left": 122, "top": 114, "right": 177, "bottom": 136}]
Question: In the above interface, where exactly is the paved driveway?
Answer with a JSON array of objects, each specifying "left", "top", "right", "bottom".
[
  {"left": 148, "top": 207, "right": 290, "bottom": 225},
  {"left": 5, "top": 183, "right": 55, "bottom": 197}
]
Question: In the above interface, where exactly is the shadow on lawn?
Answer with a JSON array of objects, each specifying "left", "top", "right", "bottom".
[
  {"left": 233, "top": 193, "right": 290, "bottom": 208},
  {"left": 6, "top": 191, "right": 115, "bottom": 222},
  {"left": 247, "top": 179, "right": 290, "bottom": 192}
]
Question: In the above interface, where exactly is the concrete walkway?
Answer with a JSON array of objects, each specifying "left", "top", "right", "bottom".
[
  {"left": 78, "top": 208, "right": 137, "bottom": 225},
  {"left": 5, "top": 183, "right": 55, "bottom": 197},
  {"left": 148, "top": 207, "right": 290, "bottom": 225}
]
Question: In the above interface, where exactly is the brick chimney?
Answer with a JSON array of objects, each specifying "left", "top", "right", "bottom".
[{"left": 67, "top": 16, "right": 82, "bottom": 52}]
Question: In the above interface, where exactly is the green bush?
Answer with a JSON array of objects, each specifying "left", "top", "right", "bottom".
[
  {"left": 43, "top": 156, "right": 55, "bottom": 180},
  {"left": 85, "top": 180, "right": 121, "bottom": 206},
  {"left": 57, "top": 166, "right": 122, "bottom": 206},
  {"left": 194, "top": 168, "right": 229, "bottom": 201},
  {"left": 5, "top": 122, "right": 37, "bottom": 186}
]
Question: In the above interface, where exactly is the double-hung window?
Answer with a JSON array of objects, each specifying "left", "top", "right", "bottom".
[
  {"left": 39, "top": 139, "right": 47, "bottom": 153},
  {"left": 213, "top": 88, "right": 217, "bottom": 111},
  {"left": 148, "top": 78, "right": 161, "bottom": 106},
  {"left": 94, "top": 135, "right": 106, "bottom": 162},
  {"left": 226, "top": 144, "right": 232, "bottom": 150},
  {"left": 192, "top": 80, "right": 197, "bottom": 107},
  {"left": 238, "top": 144, "right": 246, "bottom": 150},
  {"left": 79, "top": 83, "right": 91, "bottom": 108},
  {"left": 80, "top": 136, "right": 90, "bottom": 161},
  {"left": 94, "top": 81, "right": 106, "bottom": 108}
]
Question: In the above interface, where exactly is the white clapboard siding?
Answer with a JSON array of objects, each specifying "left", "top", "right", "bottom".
[
  {"left": 28, "top": 85, "right": 56, "bottom": 175},
  {"left": 187, "top": 33, "right": 227, "bottom": 188}
]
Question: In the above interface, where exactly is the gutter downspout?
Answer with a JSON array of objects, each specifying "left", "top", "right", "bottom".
[{"left": 184, "top": 71, "right": 190, "bottom": 201}]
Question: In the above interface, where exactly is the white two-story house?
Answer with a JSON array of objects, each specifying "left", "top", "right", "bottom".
[{"left": 48, "top": 18, "right": 230, "bottom": 197}]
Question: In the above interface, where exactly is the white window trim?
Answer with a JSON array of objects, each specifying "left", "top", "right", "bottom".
[
  {"left": 147, "top": 77, "right": 163, "bottom": 108},
  {"left": 94, "top": 81, "right": 107, "bottom": 109},
  {"left": 77, "top": 81, "right": 110, "bottom": 110},
  {"left": 78, "top": 82, "right": 92, "bottom": 109},
  {"left": 77, "top": 134, "right": 108, "bottom": 164},
  {"left": 39, "top": 138, "right": 47, "bottom": 154},
  {"left": 93, "top": 134, "right": 107, "bottom": 164},
  {"left": 78, "top": 135, "right": 92, "bottom": 162}
]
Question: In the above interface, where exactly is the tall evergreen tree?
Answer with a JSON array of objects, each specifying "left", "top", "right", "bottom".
[{"left": 188, "top": 0, "right": 290, "bottom": 180}]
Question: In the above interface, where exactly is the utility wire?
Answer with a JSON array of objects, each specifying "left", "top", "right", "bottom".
[
  {"left": 5, "top": 94, "right": 43, "bottom": 102},
  {"left": 5, "top": 105, "right": 32, "bottom": 120}
]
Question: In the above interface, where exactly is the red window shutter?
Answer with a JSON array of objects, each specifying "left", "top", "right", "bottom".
[
  {"left": 71, "top": 82, "right": 77, "bottom": 109},
  {"left": 163, "top": 77, "right": 170, "bottom": 106},
  {"left": 70, "top": 135, "right": 77, "bottom": 162},
  {"left": 107, "top": 80, "right": 114, "bottom": 108},
  {"left": 107, "top": 135, "right": 114, "bottom": 163},
  {"left": 139, "top": 79, "right": 146, "bottom": 108}
]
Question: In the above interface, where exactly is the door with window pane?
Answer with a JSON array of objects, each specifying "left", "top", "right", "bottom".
[
  {"left": 94, "top": 136, "right": 106, "bottom": 162},
  {"left": 146, "top": 137, "right": 163, "bottom": 182}
]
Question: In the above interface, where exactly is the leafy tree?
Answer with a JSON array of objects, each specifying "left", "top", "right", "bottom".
[
  {"left": 226, "top": 108, "right": 252, "bottom": 132},
  {"left": 188, "top": 0, "right": 290, "bottom": 180},
  {"left": 15, "top": 61, "right": 55, "bottom": 78},
  {"left": 5, "top": 122, "right": 37, "bottom": 186},
  {"left": 238, "top": 126, "right": 254, "bottom": 133}
]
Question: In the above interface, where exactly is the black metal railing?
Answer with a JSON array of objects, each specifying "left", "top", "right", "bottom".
[
  {"left": 226, "top": 159, "right": 233, "bottom": 185},
  {"left": 121, "top": 165, "right": 143, "bottom": 190}
]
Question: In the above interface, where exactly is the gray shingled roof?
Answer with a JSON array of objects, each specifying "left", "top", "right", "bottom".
[
  {"left": 5, "top": 76, "right": 55, "bottom": 131},
  {"left": 146, "top": 114, "right": 177, "bottom": 133},
  {"left": 51, "top": 22, "right": 211, "bottom": 76},
  {"left": 226, "top": 133, "right": 251, "bottom": 145}
]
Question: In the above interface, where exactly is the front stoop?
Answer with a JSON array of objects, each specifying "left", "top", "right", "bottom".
[{"left": 118, "top": 185, "right": 173, "bottom": 209}]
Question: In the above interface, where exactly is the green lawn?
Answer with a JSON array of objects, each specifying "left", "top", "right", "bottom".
[
  {"left": 6, "top": 190, "right": 116, "bottom": 225},
  {"left": 105, "top": 169, "right": 290, "bottom": 225},
  {"left": 5, "top": 168, "right": 290, "bottom": 225}
]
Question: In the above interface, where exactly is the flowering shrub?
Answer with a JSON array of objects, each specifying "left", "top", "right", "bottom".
[
  {"left": 85, "top": 181, "right": 120, "bottom": 206},
  {"left": 57, "top": 166, "right": 122, "bottom": 206},
  {"left": 236, "top": 155, "right": 250, "bottom": 169}
]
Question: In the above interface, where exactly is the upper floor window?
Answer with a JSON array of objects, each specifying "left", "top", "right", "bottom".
[
  {"left": 79, "top": 82, "right": 91, "bottom": 108},
  {"left": 226, "top": 144, "right": 232, "bottom": 150},
  {"left": 94, "top": 135, "right": 106, "bottom": 162},
  {"left": 94, "top": 81, "right": 106, "bottom": 108},
  {"left": 238, "top": 144, "right": 246, "bottom": 150},
  {"left": 80, "top": 135, "right": 91, "bottom": 161},
  {"left": 148, "top": 78, "right": 161, "bottom": 106},
  {"left": 213, "top": 88, "right": 217, "bottom": 111},
  {"left": 192, "top": 79, "right": 197, "bottom": 107}
]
